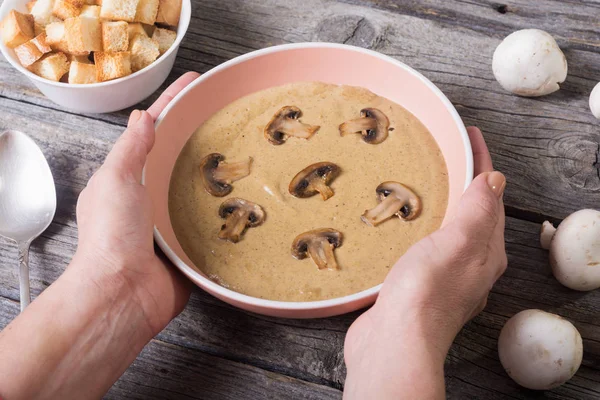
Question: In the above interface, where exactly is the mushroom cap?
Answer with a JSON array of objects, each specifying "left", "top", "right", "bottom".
[
  {"left": 498, "top": 309, "right": 582, "bottom": 390},
  {"left": 589, "top": 82, "right": 600, "bottom": 119},
  {"left": 339, "top": 108, "right": 390, "bottom": 144},
  {"left": 218, "top": 198, "right": 266, "bottom": 227},
  {"left": 264, "top": 106, "right": 319, "bottom": 145},
  {"left": 289, "top": 162, "right": 341, "bottom": 198},
  {"left": 492, "top": 29, "right": 567, "bottom": 97},
  {"left": 291, "top": 228, "right": 343, "bottom": 259},
  {"left": 200, "top": 153, "right": 231, "bottom": 197},
  {"left": 376, "top": 181, "right": 421, "bottom": 220},
  {"left": 549, "top": 209, "right": 600, "bottom": 291}
]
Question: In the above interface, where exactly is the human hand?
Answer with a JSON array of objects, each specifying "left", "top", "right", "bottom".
[
  {"left": 74, "top": 72, "right": 200, "bottom": 336},
  {"left": 344, "top": 127, "right": 507, "bottom": 399}
]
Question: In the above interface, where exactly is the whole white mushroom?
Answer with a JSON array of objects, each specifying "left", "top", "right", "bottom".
[
  {"left": 541, "top": 209, "right": 600, "bottom": 291},
  {"left": 589, "top": 82, "right": 600, "bottom": 119},
  {"left": 492, "top": 29, "right": 567, "bottom": 97},
  {"left": 498, "top": 309, "right": 583, "bottom": 390}
]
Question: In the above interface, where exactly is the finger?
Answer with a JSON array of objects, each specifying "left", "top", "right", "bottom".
[
  {"left": 147, "top": 72, "right": 201, "bottom": 120},
  {"left": 453, "top": 171, "right": 506, "bottom": 243},
  {"left": 467, "top": 126, "right": 493, "bottom": 176},
  {"left": 104, "top": 110, "right": 155, "bottom": 182}
]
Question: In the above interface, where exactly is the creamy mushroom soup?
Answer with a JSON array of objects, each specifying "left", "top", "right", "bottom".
[{"left": 169, "top": 82, "right": 449, "bottom": 302}]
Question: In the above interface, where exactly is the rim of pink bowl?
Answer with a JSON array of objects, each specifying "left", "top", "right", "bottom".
[{"left": 143, "top": 42, "right": 473, "bottom": 312}]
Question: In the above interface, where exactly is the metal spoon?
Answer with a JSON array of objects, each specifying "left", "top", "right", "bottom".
[{"left": 0, "top": 131, "right": 56, "bottom": 312}]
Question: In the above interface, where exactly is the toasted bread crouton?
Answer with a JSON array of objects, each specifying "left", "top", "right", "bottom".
[
  {"left": 155, "top": 0, "right": 180, "bottom": 27},
  {"left": 102, "top": 21, "right": 128, "bottom": 52},
  {"left": 84, "top": 0, "right": 97, "bottom": 4},
  {"left": 94, "top": 51, "right": 131, "bottom": 81},
  {"left": 129, "top": 33, "right": 158, "bottom": 71},
  {"left": 31, "top": 0, "right": 55, "bottom": 25},
  {"left": 68, "top": 60, "right": 97, "bottom": 83},
  {"left": 14, "top": 32, "right": 52, "bottom": 67},
  {"left": 30, "top": 52, "right": 70, "bottom": 81},
  {"left": 0, "top": 10, "right": 35, "bottom": 48},
  {"left": 27, "top": 1, "right": 37, "bottom": 12},
  {"left": 65, "top": 16, "right": 102, "bottom": 53},
  {"left": 100, "top": 0, "right": 139, "bottom": 22},
  {"left": 34, "top": 23, "right": 44, "bottom": 36},
  {"left": 45, "top": 21, "right": 71, "bottom": 53},
  {"left": 127, "top": 22, "right": 146, "bottom": 39},
  {"left": 151, "top": 27, "right": 175, "bottom": 55},
  {"left": 134, "top": 0, "right": 158, "bottom": 25},
  {"left": 67, "top": 53, "right": 92, "bottom": 63},
  {"left": 80, "top": 4, "right": 100, "bottom": 17},
  {"left": 53, "top": 0, "right": 84, "bottom": 19}
]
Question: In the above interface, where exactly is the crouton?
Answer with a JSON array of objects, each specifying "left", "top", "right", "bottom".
[
  {"left": 94, "top": 51, "right": 131, "bottom": 81},
  {"left": 67, "top": 53, "right": 92, "bottom": 63},
  {"left": 34, "top": 23, "right": 44, "bottom": 36},
  {"left": 102, "top": 20, "right": 128, "bottom": 52},
  {"left": 31, "top": 0, "right": 55, "bottom": 25},
  {"left": 134, "top": 0, "right": 158, "bottom": 25},
  {"left": 80, "top": 4, "right": 100, "bottom": 17},
  {"left": 84, "top": 0, "right": 97, "bottom": 4},
  {"left": 151, "top": 27, "right": 175, "bottom": 55},
  {"left": 127, "top": 22, "right": 146, "bottom": 39},
  {"left": 29, "top": 52, "right": 70, "bottom": 81},
  {"left": 27, "top": 1, "right": 37, "bottom": 12},
  {"left": 129, "top": 33, "right": 158, "bottom": 71},
  {"left": 45, "top": 21, "right": 70, "bottom": 53},
  {"left": 0, "top": 10, "right": 35, "bottom": 48},
  {"left": 52, "top": 0, "right": 84, "bottom": 19},
  {"left": 100, "top": 0, "right": 140, "bottom": 22},
  {"left": 68, "top": 60, "right": 97, "bottom": 83},
  {"left": 155, "top": 0, "right": 180, "bottom": 27},
  {"left": 65, "top": 16, "right": 102, "bottom": 53},
  {"left": 14, "top": 32, "right": 52, "bottom": 67},
  {"left": 142, "top": 23, "right": 154, "bottom": 36}
]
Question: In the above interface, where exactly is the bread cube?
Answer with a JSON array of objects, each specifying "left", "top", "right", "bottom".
[
  {"left": 67, "top": 53, "right": 92, "bottom": 63},
  {"left": 80, "top": 4, "right": 100, "bottom": 17},
  {"left": 27, "top": 2, "right": 37, "bottom": 12},
  {"left": 29, "top": 52, "right": 70, "bottom": 81},
  {"left": 34, "top": 23, "right": 44, "bottom": 36},
  {"left": 84, "top": 0, "right": 97, "bottom": 4},
  {"left": 94, "top": 51, "right": 131, "bottom": 81},
  {"left": 127, "top": 22, "right": 146, "bottom": 39},
  {"left": 0, "top": 10, "right": 35, "bottom": 48},
  {"left": 102, "top": 20, "right": 128, "bottom": 52},
  {"left": 151, "top": 27, "right": 175, "bottom": 55},
  {"left": 53, "top": 0, "right": 84, "bottom": 19},
  {"left": 31, "top": 0, "right": 56, "bottom": 26},
  {"left": 129, "top": 33, "right": 158, "bottom": 72},
  {"left": 45, "top": 21, "right": 70, "bottom": 53},
  {"left": 65, "top": 16, "right": 102, "bottom": 53},
  {"left": 100, "top": 0, "right": 139, "bottom": 22},
  {"left": 134, "top": 0, "right": 158, "bottom": 25},
  {"left": 14, "top": 32, "right": 52, "bottom": 67},
  {"left": 68, "top": 60, "right": 97, "bottom": 83},
  {"left": 155, "top": 0, "right": 180, "bottom": 27}
]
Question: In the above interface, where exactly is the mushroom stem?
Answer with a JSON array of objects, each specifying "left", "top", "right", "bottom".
[
  {"left": 279, "top": 119, "right": 320, "bottom": 139},
  {"left": 361, "top": 195, "right": 404, "bottom": 227},
  {"left": 311, "top": 179, "right": 335, "bottom": 200},
  {"left": 339, "top": 118, "right": 377, "bottom": 137},
  {"left": 212, "top": 157, "right": 252, "bottom": 184},
  {"left": 540, "top": 221, "right": 557, "bottom": 250},
  {"left": 218, "top": 210, "right": 250, "bottom": 243},
  {"left": 307, "top": 237, "right": 339, "bottom": 270}
]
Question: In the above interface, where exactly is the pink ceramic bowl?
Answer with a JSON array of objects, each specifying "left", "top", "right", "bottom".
[{"left": 144, "top": 43, "right": 473, "bottom": 319}]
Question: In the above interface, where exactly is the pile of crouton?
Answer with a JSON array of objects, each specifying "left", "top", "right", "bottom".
[{"left": 0, "top": 0, "right": 180, "bottom": 84}]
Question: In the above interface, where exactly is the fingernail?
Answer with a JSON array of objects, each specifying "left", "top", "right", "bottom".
[
  {"left": 487, "top": 171, "right": 506, "bottom": 198},
  {"left": 128, "top": 110, "right": 141, "bottom": 127}
]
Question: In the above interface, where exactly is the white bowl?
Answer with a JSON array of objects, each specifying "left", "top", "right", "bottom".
[{"left": 0, "top": 0, "right": 191, "bottom": 113}]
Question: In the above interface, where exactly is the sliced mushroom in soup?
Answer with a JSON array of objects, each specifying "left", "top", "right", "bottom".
[
  {"left": 291, "top": 228, "right": 344, "bottom": 270},
  {"left": 339, "top": 108, "right": 390, "bottom": 144},
  {"left": 289, "top": 162, "right": 341, "bottom": 200},
  {"left": 264, "top": 106, "right": 320, "bottom": 145},
  {"left": 218, "top": 198, "right": 265, "bottom": 243},
  {"left": 361, "top": 181, "right": 422, "bottom": 226},
  {"left": 199, "top": 153, "right": 252, "bottom": 197}
]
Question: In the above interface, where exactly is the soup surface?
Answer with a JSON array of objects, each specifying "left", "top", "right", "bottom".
[{"left": 169, "top": 82, "right": 449, "bottom": 301}]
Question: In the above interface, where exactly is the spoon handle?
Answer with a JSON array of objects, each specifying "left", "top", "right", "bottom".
[{"left": 17, "top": 241, "right": 31, "bottom": 312}]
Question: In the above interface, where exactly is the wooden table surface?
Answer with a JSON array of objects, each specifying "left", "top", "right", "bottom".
[{"left": 2, "top": 0, "right": 600, "bottom": 398}]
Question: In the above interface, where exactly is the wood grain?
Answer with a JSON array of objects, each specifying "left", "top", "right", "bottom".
[{"left": 1, "top": 0, "right": 600, "bottom": 398}]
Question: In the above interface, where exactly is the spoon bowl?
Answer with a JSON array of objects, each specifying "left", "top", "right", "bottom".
[{"left": 0, "top": 130, "right": 56, "bottom": 311}]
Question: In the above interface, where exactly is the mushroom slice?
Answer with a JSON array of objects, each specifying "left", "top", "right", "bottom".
[
  {"left": 264, "top": 106, "right": 320, "bottom": 145},
  {"left": 291, "top": 228, "right": 343, "bottom": 270},
  {"left": 200, "top": 153, "right": 252, "bottom": 197},
  {"left": 339, "top": 108, "right": 390, "bottom": 144},
  {"left": 361, "top": 181, "right": 421, "bottom": 226},
  {"left": 218, "top": 198, "right": 265, "bottom": 243},
  {"left": 289, "top": 162, "right": 341, "bottom": 200}
]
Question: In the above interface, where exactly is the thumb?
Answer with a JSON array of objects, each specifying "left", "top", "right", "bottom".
[
  {"left": 104, "top": 110, "right": 155, "bottom": 183},
  {"left": 452, "top": 171, "right": 506, "bottom": 243}
]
